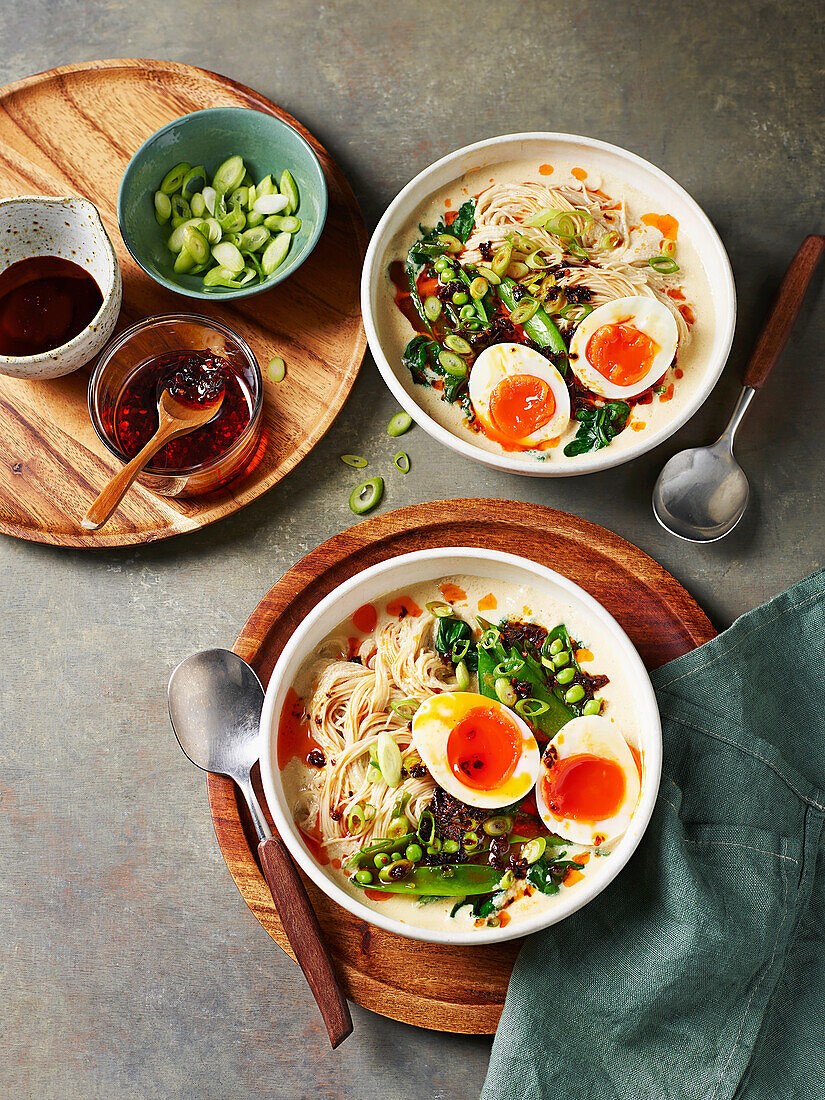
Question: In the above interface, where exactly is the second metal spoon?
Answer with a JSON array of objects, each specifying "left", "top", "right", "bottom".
[{"left": 654, "top": 234, "right": 824, "bottom": 542}]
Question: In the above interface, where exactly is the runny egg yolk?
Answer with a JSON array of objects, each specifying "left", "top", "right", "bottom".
[
  {"left": 488, "top": 374, "right": 555, "bottom": 440},
  {"left": 446, "top": 706, "right": 521, "bottom": 791},
  {"left": 541, "top": 753, "right": 626, "bottom": 824},
  {"left": 585, "top": 323, "right": 660, "bottom": 388}
]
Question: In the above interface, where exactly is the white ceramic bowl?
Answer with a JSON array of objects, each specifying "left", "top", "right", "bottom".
[
  {"left": 361, "top": 133, "right": 737, "bottom": 477},
  {"left": 0, "top": 196, "right": 122, "bottom": 380},
  {"left": 259, "top": 547, "right": 662, "bottom": 946}
]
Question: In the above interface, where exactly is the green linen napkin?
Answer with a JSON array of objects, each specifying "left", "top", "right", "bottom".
[{"left": 482, "top": 569, "right": 825, "bottom": 1100}]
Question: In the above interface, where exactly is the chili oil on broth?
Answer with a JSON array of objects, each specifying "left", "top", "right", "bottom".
[
  {"left": 379, "top": 158, "right": 716, "bottom": 466},
  {"left": 279, "top": 575, "right": 643, "bottom": 933}
]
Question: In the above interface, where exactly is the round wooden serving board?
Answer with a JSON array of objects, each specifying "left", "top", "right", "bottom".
[
  {"left": 0, "top": 59, "right": 366, "bottom": 547},
  {"left": 207, "top": 500, "right": 716, "bottom": 1034}
]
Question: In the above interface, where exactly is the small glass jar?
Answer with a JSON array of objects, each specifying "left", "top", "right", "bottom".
[{"left": 89, "top": 313, "right": 263, "bottom": 497}]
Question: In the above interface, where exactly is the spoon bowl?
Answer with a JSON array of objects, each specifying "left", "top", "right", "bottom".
[
  {"left": 653, "top": 390, "right": 753, "bottom": 542},
  {"left": 169, "top": 647, "right": 262, "bottom": 780}
]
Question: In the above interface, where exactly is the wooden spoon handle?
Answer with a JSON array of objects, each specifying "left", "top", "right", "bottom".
[
  {"left": 82, "top": 417, "right": 178, "bottom": 531},
  {"left": 258, "top": 836, "right": 353, "bottom": 1049},
  {"left": 743, "top": 234, "right": 825, "bottom": 389}
]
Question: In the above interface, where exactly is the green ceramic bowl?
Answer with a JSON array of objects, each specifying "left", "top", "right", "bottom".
[{"left": 118, "top": 107, "right": 328, "bottom": 300}]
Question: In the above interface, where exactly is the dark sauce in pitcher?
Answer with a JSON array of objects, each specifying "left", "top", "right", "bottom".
[{"left": 0, "top": 256, "right": 103, "bottom": 356}]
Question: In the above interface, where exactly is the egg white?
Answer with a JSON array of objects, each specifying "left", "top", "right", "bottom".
[
  {"left": 568, "top": 295, "right": 678, "bottom": 400},
  {"left": 468, "top": 343, "right": 570, "bottom": 445},
  {"left": 535, "top": 715, "right": 641, "bottom": 846},
  {"left": 412, "top": 691, "right": 540, "bottom": 809}
]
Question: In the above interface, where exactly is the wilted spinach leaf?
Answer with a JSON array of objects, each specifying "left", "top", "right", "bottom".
[
  {"left": 563, "top": 401, "right": 631, "bottom": 457},
  {"left": 450, "top": 199, "right": 476, "bottom": 243},
  {"left": 434, "top": 615, "right": 478, "bottom": 673}
]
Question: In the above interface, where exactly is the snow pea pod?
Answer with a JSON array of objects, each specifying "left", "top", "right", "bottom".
[
  {"left": 497, "top": 278, "right": 568, "bottom": 367},
  {"left": 345, "top": 832, "right": 415, "bottom": 869},
  {"left": 354, "top": 864, "right": 502, "bottom": 896}
]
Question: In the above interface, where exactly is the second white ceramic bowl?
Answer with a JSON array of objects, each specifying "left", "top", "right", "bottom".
[
  {"left": 0, "top": 196, "right": 121, "bottom": 380},
  {"left": 361, "top": 132, "right": 737, "bottom": 477},
  {"left": 259, "top": 547, "right": 662, "bottom": 946}
]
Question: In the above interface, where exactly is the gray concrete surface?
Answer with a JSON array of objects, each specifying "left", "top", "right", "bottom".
[{"left": 1, "top": 2, "right": 823, "bottom": 1098}]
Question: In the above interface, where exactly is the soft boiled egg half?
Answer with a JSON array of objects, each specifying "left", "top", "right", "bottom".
[
  {"left": 568, "top": 295, "right": 678, "bottom": 400},
  {"left": 468, "top": 342, "right": 570, "bottom": 447},
  {"left": 535, "top": 715, "right": 641, "bottom": 847},
  {"left": 412, "top": 691, "right": 540, "bottom": 809}
]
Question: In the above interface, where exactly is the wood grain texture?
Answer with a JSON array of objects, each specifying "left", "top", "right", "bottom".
[
  {"left": 0, "top": 59, "right": 366, "bottom": 547},
  {"left": 207, "top": 499, "right": 716, "bottom": 1034},
  {"left": 742, "top": 234, "right": 825, "bottom": 389}
]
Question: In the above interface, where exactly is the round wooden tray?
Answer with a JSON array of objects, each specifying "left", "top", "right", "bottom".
[
  {"left": 207, "top": 500, "right": 716, "bottom": 1034},
  {"left": 0, "top": 59, "right": 366, "bottom": 547}
]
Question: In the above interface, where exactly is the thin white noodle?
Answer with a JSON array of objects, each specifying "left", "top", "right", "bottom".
[
  {"left": 296, "top": 612, "right": 458, "bottom": 859},
  {"left": 462, "top": 181, "right": 691, "bottom": 346}
]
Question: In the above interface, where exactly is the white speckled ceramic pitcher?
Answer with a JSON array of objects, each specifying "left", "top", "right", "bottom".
[{"left": 0, "top": 195, "right": 121, "bottom": 380}]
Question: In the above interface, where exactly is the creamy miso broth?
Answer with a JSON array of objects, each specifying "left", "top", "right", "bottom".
[
  {"left": 278, "top": 576, "right": 645, "bottom": 933},
  {"left": 377, "top": 157, "right": 717, "bottom": 466}
]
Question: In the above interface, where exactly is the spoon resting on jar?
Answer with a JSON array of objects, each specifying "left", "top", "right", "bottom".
[{"left": 82, "top": 379, "right": 225, "bottom": 531}]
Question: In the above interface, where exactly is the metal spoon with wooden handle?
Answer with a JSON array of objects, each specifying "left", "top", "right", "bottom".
[
  {"left": 168, "top": 649, "right": 353, "bottom": 1049},
  {"left": 82, "top": 386, "right": 225, "bottom": 531}
]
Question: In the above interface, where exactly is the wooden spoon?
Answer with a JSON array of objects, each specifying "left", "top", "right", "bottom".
[{"left": 82, "top": 386, "right": 225, "bottom": 531}]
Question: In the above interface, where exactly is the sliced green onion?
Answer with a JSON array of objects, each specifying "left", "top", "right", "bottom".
[
  {"left": 495, "top": 678, "right": 517, "bottom": 706},
  {"left": 661, "top": 239, "right": 678, "bottom": 258},
  {"left": 425, "top": 600, "right": 453, "bottom": 618},
  {"left": 266, "top": 356, "right": 286, "bottom": 383},
  {"left": 601, "top": 229, "right": 622, "bottom": 250},
  {"left": 160, "top": 161, "right": 191, "bottom": 195},
  {"left": 438, "top": 350, "right": 467, "bottom": 377},
  {"left": 279, "top": 169, "right": 300, "bottom": 215},
  {"left": 506, "top": 261, "right": 529, "bottom": 279},
  {"left": 455, "top": 660, "right": 470, "bottom": 691},
  {"left": 514, "top": 697, "right": 551, "bottom": 718},
  {"left": 450, "top": 639, "right": 471, "bottom": 663},
  {"left": 478, "top": 627, "right": 500, "bottom": 650},
  {"left": 649, "top": 254, "right": 680, "bottom": 275},
  {"left": 423, "top": 295, "right": 442, "bottom": 322},
  {"left": 522, "top": 837, "right": 546, "bottom": 864},
  {"left": 349, "top": 476, "right": 384, "bottom": 515},
  {"left": 253, "top": 193, "right": 290, "bottom": 216},
  {"left": 340, "top": 454, "right": 368, "bottom": 468},
  {"left": 494, "top": 657, "right": 524, "bottom": 677},
  {"left": 491, "top": 242, "right": 512, "bottom": 278},
  {"left": 387, "top": 411, "right": 413, "bottom": 437},
  {"left": 392, "top": 792, "right": 411, "bottom": 818},
  {"left": 153, "top": 191, "right": 172, "bottom": 224},
  {"left": 213, "top": 155, "right": 246, "bottom": 196},
  {"left": 211, "top": 241, "right": 244, "bottom": 274},
  {"left": 444, "top": 334, "right": 472, "bottom": 355},
  {"left": 261, "top": 232, "right": 292, "bottom": 275},
  {"left": 389, "top": 698, "right": 421, "bottom": 721},
  {"left": 474, "top": 264, "right": 501, "bottom": 285},
  {"left": 393, "top": 451, "right": 411, "bottom": 474},
  {"left": 435, "top": 233, "right": 462, "bottom": 253},
  {"left": 377, "top": 731, "right": 403, "bottom": 788},
  {"left": 417, "top": 810, "right": 436, "bottom": 844},
  {"left": 482, "top": 815, "right": 513, "bottom": 837},
  {"left": 469, "top": 276, "right": 488, "bottom": 299},
  {"left": 346, "top": 804, "right": 368, "bottom": 834},
  {"left": 463, "top": 830, "right": 480, "bottom": 851},
  {"left": 559, "top": 303, "right": 594, "bottom": 323},
  {"left": 508, "top": 297, "right": 539, "bottom": 325}
]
